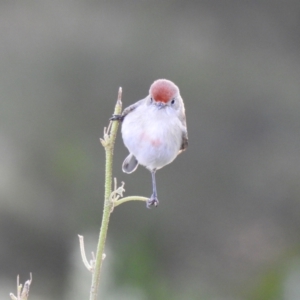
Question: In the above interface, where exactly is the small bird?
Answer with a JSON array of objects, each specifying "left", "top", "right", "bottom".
[{"left": 111, "top": 79, "right": 188, "bottom": 208}]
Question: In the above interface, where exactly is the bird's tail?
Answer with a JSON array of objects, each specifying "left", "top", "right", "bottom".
[{"left": 122, "top": 153, "right": 139, "bottom": 173}]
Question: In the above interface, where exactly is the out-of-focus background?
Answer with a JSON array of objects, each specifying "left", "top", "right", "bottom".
[{"left": 1, "top": 1, "right": 300, "bottom": 299}]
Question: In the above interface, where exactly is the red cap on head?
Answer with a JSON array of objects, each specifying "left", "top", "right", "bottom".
[{"left": 149, "top": 79, "right": 178, "bottom": 103}]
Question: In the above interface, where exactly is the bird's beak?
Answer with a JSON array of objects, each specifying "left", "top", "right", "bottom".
[{"left": 155, "top": 102, "right": 166, "bottom": 109}]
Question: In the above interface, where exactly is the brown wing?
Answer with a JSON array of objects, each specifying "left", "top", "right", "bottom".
[{"left": 179, "top": 129, "right": 188, "bottom": 153}]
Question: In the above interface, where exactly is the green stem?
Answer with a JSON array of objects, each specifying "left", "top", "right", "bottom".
[
  {"left": 114, "top": 196, "right": 148, "bottom": 207},
  {"left": 89, "top": 89, "right": 122, "bottom": 300}
]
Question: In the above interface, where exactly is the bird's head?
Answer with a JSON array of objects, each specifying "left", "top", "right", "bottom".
[{"left": 148, "top": 79, "right": 181, "bottom": 110}]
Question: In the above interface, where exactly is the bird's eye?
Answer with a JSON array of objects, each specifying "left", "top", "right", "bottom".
[
  {"left": 171, "top": 98, "right": 175, "bottom": 104},
  {"left": 150, "top": 97, "right": 153, "bottom": 103}
]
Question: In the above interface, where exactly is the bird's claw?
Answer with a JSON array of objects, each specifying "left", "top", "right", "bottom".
[
  {"left": 147, "top": 196, "right": 159, "bottom": 208},
  {"left": 110, "top": 114, "right": 124, "bottom": 121}
]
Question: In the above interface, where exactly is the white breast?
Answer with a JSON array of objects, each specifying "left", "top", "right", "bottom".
[{"left": 122, "top": 103, "right": 182, "bottom": 170}]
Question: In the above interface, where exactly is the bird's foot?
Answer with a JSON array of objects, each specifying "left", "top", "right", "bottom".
[
  {"left": 110, "top": 114, "right": 124, "bottom": 121},
  {"left": 147, "top": 195, "right": 159, "bottom": 208}
]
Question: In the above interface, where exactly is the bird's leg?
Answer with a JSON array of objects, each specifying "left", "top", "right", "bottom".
[
  {"left": 110, "top": 114, "right": 124, "bottom": 121},
  {"left": 147, "top": 169, "right": 159, "bottom": 208},
  {"left": 110, "top": 99, "right": 144, "bottom": 122}
]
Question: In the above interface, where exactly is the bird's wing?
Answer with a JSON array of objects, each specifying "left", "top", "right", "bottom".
[{"left": 179, "top": 129, "right": 188, "bottom": 152}]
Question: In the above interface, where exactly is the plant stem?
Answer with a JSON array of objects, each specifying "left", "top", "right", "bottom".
[
  {"left": 114, "top": 196, "right": 148, "bottom": 207},
  {"left": 90, "top": 89, "right": 122, "bottom": 300}
]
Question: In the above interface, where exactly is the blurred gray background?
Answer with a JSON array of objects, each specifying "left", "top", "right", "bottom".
[{"left": 1, "top": 1, "right": 300, "bottom": 299}]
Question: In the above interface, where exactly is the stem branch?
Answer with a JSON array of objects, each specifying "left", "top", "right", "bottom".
[{"left": 114, "top": 196, "right": 148, "bottom": 207}]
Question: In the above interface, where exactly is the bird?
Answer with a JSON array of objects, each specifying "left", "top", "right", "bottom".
[{"left": 111, "top": 79, "right": 188, "bottom": 208}]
